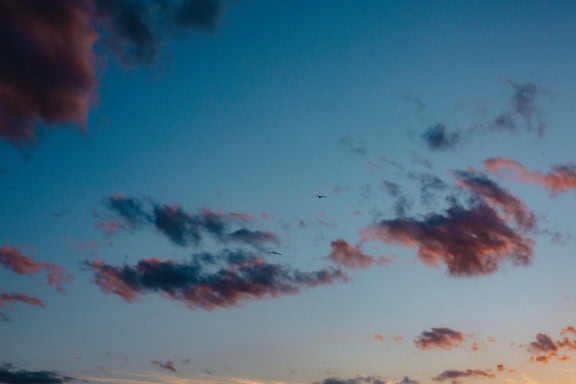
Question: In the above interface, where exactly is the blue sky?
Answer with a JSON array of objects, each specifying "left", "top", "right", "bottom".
[{"left": 2, "top": 1, "right": 576, "bottom": 384}]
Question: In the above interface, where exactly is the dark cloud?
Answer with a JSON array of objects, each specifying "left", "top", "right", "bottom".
[
  {"left": 93, "top": 0, "right": 224, "bottom": 65},
  {"left": 422, "top": 123, "right": 461, "bottom": 151},
  {"left": 316, "top": 376, "right": 389, "bottom": 384},
  {"left": 151, "top": 360, "right": 178, "bottom": 373},
  {"left": 0, "top": 0, "right": 98, "bottom": 144},
  {"left": 484, "top": 157, "right": 576, "bottom": 196},
  {"left": 399, "top": 378, "right": 419, "bottom": 384},
  {"left": 0, "top": 0, "right": 225, "bottom": 145},
  {"left": 0, "top": 362, "right": 79, "bottom": 383},
  {"left": 0, "top": 245, "right": 73, "bottom": 294},
  {"left": 432, "top": 369, "right": 495, "bottom": 382},
  {"left": 414, "top": 327, "right": 464, "bottom": 350},
  {"left": 338, "top": 136, "right": 366, "bottom": 156},
  {"left": 0, "top": 292, "right": 44, "bottom": 321},
  {"left": 84, "top": 249, "right": 347, "bottom": 310},
  {"left": 99, "top": 196, "right": 280, "bottom": 249}
]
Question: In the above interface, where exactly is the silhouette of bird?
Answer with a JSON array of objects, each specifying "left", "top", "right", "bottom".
[
  {"left": 268, "top": 251, "right": 282, "bottom": 255},
  {"left": 315, "top": 194, "right": 327, "bottom": 199}
]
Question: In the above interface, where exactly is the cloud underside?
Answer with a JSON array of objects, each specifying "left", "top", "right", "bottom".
[
  {"left": 361, "top": 171, "right": 535, "bottom": 277},
  {"left": 84, "top": 250, "right": 347, "bottom": 310},
  {"left": 0, "top": 0, "right": 223, "bottom": 144},
  {"left": 432, "top": 369, "right": 495, "bottom": 382},
  {"left": 414, "top": 327, "right": 464, "bottom": 350},
  {"left": 0, "top": 362, "right": 79, "bottom": 384}
]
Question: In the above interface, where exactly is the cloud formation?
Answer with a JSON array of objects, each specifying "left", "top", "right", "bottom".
[
  {"left": 360, "top": 195, "right": 534, "bottom": 277},
  {"left": 490, "top": 80, "right": 546, "bottom": 136},
  {"left": 484, "top": 157, "right": 576, "bottom": 195},
  {"left": 328, "top": 239, "right": 389, "bottom": 269},
  {"left": 525, "top": 328, "right": 576, "bottom": 364},
  {"left": 84, "top": 249, "right": 347, "bottom": 310},
  {"left": 422, "top": 123, "right": 461, "bottom": 151},
  {"left": 98, "top": 196, "right": 279, "bottom": 249},
  {"left": 316, "top": 376, "right": 389, "bottom": 384},
  {"left": 0, "top": 292, "right": 44, "bottom": 321},
  {"left": 432, "top": 369, "right": 495, "bottom": 382},
  {"left": 451, "top": 170, "right": 536, "bottom": 232},
  {"left": 0, "top": 0, "right": 98, "bottom": 144},
  {"left": 0, "top": 0, "right": 225, "bottom": 144},
  {"left": 0, "top": 245, "right": 73, "bottom": 293},
  {"left": 151, "top": 360, "right": 178, "bottom": 373},
  {"left": 0, "top": 362, "right": 78, "bottom": 383},
  {"left": 414, "top": 328, "right": 465, "bottom": 350},
  {"left": 94, "top": 0, "right": 224, "bottom": 65}
]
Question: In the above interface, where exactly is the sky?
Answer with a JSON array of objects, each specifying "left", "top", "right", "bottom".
[{"left": 2, "top": 1, "right": 576, "bottom": 384}]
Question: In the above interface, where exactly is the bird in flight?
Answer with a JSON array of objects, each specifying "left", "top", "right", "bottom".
[
  {"left": 268, "top": 251, "right": 282, "bottom": 256},
  {"left": 315, "top": 194, "right": 327, "bottom": 199}
]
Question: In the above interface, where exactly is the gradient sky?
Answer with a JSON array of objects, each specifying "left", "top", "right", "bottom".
[{"left": 2, "top": 1, "right": 576, "bottom": 384}]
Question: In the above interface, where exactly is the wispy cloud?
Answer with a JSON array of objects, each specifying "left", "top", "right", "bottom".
[
  {"left": 484, "top": 157, "right": 576, "bottom": 195},
  {"left": 151, "top": 360, "right": 178, "bottom": 374},
  {"left": 0, "top": 292, "right": 44, "bottom": 321},
  {"left": 84, "top": 249, "right": 347, "bottom": 310},
  {"left": 0, "top": 244, "right": 73, "bottom": 293},
  {"left": 97, "top": 196, "right": 279, "bottom": 249},
  {"left": 489, "top": 80, "right": 546, "bottom": 137},
  {"left": 328, "top": 239, "right": 389, "bottom": 269}
]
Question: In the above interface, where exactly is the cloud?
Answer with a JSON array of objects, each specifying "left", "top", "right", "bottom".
[
  {"left": 451, "top": 170, "right": 536, "bottom": 232},
  {"left": 398, "top": 378, "right": 419, "bottom": 384},
  {"left": 328, "top": 239, "right": 374, "bottom": 269},
  {"left": 99, "top": 196, "right": 280, "bottom": 249},
  {"left": 93, "top": 0, "right": 224, "bottom": 65},
  {"left": 0, "top": 0, "right": 225, "bottom": 145},
  {"left": 525, "top": 329, "right": 576, "bottom": 364},
  {"left": 0, "top": 362, "right": 79, "bottom": 383},
  {"left": 373, "top": 334, "right": 385, "bottom": 342},
  {"left": 421, "top": 123, "right": 461, "bottom": 151},
  {"left": 432, "top": 369, "right": 495, "bottom": 382},
  {"left": 360, "top": 193, "right": 534, "bottom": 276},
  {"left": 0, "top": 244, "right": 73, "bottom": 293},
  {"left": 0, "top": 0, "right": 98, "bottom": 145},
  {"left": 84, "top": 249, "right": 347, "bottom": 310},
  {"left": 414, "top": 327, "right": 465, "bottom": 350},
  {"left": 484, "top": 157, "right": 576, "bottom": 195},
  {"left": 490, "top": 80, "right": 546, "bottom": 137},
  {"left": 315, "top": 376, "right": 389, "bottom": 384},
  {"left": 338, "top": 136, "right": 366, "bottom": 156},
  {"left": 381, "top": 180, "right": 413, "bottom": 217},
  {"left": 151, "top": 360, "right": 178, "bottom": 374},
  {"left": 406, "top": 172, "right": 448, "bottom": 207},
  {"left": 0, "top": 292, "right": 44, "bottom": 321}
]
